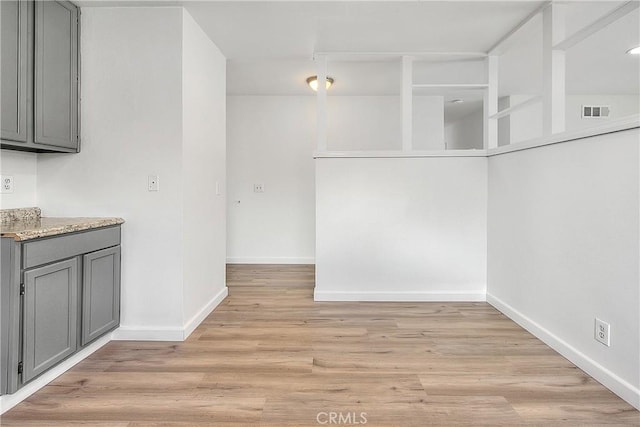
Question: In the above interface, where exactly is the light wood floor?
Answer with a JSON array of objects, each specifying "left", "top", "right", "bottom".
[{"left": 2, "top": 265, "right": 639, "bottom": 426}]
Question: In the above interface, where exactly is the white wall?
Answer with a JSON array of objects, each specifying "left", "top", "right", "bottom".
[
  {"left": 497, "top": 94, "right": 638, "bottom": 146},
  {"left": 445, "top": 108, "right": 483, "bottom": 150},
  {"left": 413, "top": 96, "right": 445, "bottom": 150},
  {"left": 0, "top": 151, "right": 37, "bottom": 209},
  {"left": 566, "top": 94, "right": 640, "bottom": 132},
  {"left": 36, "top": 7, "right": 227, "bottom": 340},
  {"left": 181, "top": 10, "right": 227, "bottom": 330},
  {"left": 327, "top": 96, "right": 401, "bottom": 151},
  {"left": 509, "top": 94, "right": 543, "bottom": 144},
  {"left": 326, "top": 96, "right": 445, "bottom": 151},
  {"left": 226, "top": 95, "right": 448, "bottom": 263},
  {"left": 226, "top": 96, "right": 316, "bottom": 264},
  {"left": 497, "top": 97, "right": 511, "bottom": 147},
  {"left": 487, "top": 128, "right": 640, "bottom": 409},
  {"left": 315, "top": 157, "right": 487, "bottom": 300}
]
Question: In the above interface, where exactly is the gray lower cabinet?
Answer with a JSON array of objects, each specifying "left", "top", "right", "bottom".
[
  {"left": 0, "top": 225, "right": 121, "bottom": 395},
  {"left": 22, "top": 258, "right": 78, "bottom": 383},
  {"left": 82, "top": 247, "right": 121, "bottom": 345},
  {"left": 0, "top": 0, "right": 79, "bottom": 153}
]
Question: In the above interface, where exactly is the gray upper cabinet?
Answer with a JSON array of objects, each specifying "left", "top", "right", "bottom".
[
  {"left": 82, "top": 246, "right": 121, "bottom": 345},
  {"left": 0, "top": 0, "right": 79, "bottom": 153},
  {"left": 0, "top": 1, "right": 29, "bottom": 143},
  {"left": 34, "top": 1, "right": 78, "bottom": 149},
  {"left": 22, "top": 257, "right": 78, "bottom": 383}
]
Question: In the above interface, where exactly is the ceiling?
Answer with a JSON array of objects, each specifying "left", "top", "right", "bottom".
[
  {"left": 185, "top": 1, "right": 546, "bottom": 60},
  {"left": 82, "top": 1, "right": 639, "bottom": 122},
  {"left": 184, "top": 1, "right": 545, "bottom": 96},
  {"left": 182, "top": 1, "right": 639, "bottom": 102}
]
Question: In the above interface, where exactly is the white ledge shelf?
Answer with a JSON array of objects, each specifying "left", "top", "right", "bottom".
[
  {"left": 314, "top": 150, "right": 487, "bottom": 159},
  {"left": 313, "top": 115, "right": 639, "bottom": 160},
  {"left": 487, "top": 115, "right": 639, "bottom": 157},
  {"left": 412, "top": 83, "right": 488, "bottom": 89}
]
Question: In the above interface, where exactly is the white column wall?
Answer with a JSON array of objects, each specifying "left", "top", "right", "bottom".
[
  {"left": 181, "top": 10, "right": 228, "bottom": 336},
  {"left": 315, "top": 156, "right": 488, "bottom": 301}
]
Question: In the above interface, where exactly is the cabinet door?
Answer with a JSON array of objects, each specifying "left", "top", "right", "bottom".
[
  {"left": 82, "top": 246, "right": 121, "bottom": 345},
  {"left": 33, "top": 0, "right": 78, "bottom": 150},
  {"left": 1, "top": 0, "right": 28, "bottom": 142},
  {"left": 22, "top": 258, "right": 78, "bottom": 383}
]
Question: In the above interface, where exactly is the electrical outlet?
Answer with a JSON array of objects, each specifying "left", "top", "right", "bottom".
[
  {"left": 148, "top": 175, "right": 159, "bottom": 192},
  {"left": 254, "top": 183, "right": 264, "bottom": 193},
  {"left": 1, "top": 176, "right": 14, "bottom": 193},
  {"left": 595, "top": 318, "right": 610, "bottom": 347}
]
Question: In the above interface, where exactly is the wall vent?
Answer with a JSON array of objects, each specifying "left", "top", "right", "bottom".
[{"left": 582, "top": 105, "right": 611, "bottom": 118}]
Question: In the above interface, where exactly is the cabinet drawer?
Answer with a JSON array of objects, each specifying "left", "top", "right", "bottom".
[{"left": 23, "top": 226, "right": 121, "bottom": 269}]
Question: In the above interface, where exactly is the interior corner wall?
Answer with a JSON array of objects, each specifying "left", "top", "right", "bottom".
[
  {"left": 487, "top": 128, "right": 640, "bottom": 409},
  {"left": 0, "top": 150, "right": 37, "bottom": 208},
  {"left": 181, "top": 10, "right": 227, "bottom": 334},
  {"left": 36, "top": 7, "right": 186, "bottom": 337}
]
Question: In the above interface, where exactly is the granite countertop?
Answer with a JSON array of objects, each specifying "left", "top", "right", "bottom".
[{"left": 0, "top": 207, "right": 124, "bottom": 241}]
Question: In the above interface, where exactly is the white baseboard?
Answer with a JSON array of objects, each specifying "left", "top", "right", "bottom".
[
  {"left": 0, "top": 334, "right": 111, "bottom": 415},
  {"left": 183, "top": 287, "right": 228, "bottom": 339},
  {"left": 314, "top": 290, "right": 486, "bottom": 302},
  {"left": 487, "top": 293, "right": 640, "bottom": 411},
  {"left": 112, "top": 287, "right": 229, "bottom": 342},
  {"left": 111, "top": 325, "right": 185, "bottom": 341},
  {"left": 226, "top": 257, "right": 315, "bottom": 265}
]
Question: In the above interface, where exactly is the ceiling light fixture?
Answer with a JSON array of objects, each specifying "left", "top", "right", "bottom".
[
  {"left": 306, "top": 75, "right": 334, "bottom": 91},
  {"left": 626, "top": 46, "right": 640, "bottom": 55},
  {"left": 451, "top": 99, "right": 464, "bottom": 104}
]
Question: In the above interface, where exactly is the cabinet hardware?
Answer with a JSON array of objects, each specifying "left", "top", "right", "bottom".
[
  {"left": 20, "top": 283, "right": 25, "bottom": 295},
  {"left": 17, "top": 362, "right": 23, "bottom": 375}
]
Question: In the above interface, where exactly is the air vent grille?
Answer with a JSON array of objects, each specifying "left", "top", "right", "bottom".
[{"left": 582, "top": 105, "right": 611, "bottom": 118}]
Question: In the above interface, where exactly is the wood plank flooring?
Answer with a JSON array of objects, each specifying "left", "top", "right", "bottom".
[
  {"left": 2, "top": 265, "right": 639, "bottom": 426},
  {"left": 226, "top": 264, "right": 315, "bottom": 287}
]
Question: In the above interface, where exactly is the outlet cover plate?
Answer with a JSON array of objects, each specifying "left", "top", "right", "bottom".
[
  {"left": 595, "top": 318, "right": 610, "bottom": 347},
  {"left": 1, "top": 176, "right": 14, "bottom": 193}
]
